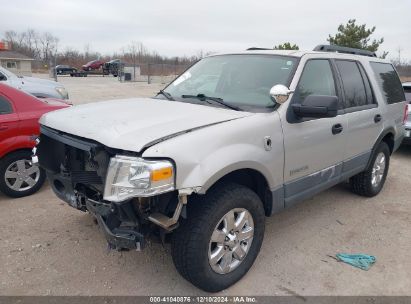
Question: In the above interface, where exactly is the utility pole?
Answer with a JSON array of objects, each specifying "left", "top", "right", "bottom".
[{"left": 397, "top": 46, "right": 403, "bottom": 66}]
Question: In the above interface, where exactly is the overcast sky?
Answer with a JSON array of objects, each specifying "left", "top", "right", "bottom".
[{"left": 1, "top": 0, "right": 410, "bottom": 61}]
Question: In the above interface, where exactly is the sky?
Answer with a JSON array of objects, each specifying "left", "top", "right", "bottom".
[{"left": 1, "top": 0, "right": 410, "bottom": 61}]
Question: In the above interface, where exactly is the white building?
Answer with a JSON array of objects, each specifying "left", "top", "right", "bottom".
[{"left": 0, "top": 50, "right": 33, "bottom": 76}]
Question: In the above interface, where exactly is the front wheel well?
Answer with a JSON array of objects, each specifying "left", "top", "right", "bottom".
[
  {"left": 205, "top": 169, "right": 271, "bottom": 216},
  {"left": 1, "top": 148, "right": 33, "bottom": 160}
]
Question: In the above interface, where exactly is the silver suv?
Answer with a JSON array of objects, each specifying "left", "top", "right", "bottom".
[
  {"left": 35, "top": 45, "right": 407, "bottom": 292},
  {"left": 0, "top": 66, "right": 69, "bottom": 99}
]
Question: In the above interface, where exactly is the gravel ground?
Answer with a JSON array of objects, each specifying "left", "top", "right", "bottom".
[{"left": 1, "top": 75, "right": 410, "bottom": 296}]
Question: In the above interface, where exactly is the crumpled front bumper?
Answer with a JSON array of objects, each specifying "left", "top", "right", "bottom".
[{"left": 86, "top": 199, "right": 145, "bottom": 251}]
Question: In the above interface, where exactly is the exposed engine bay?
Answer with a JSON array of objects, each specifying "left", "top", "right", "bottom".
[{"left": 36, "top": 125, "right": 184, "bottom": 250}]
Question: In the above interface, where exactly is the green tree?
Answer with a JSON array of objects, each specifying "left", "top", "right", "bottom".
[
  {"left": 273, "top": 42, "right": 299, "bottom": 50},
  {"left": 328, "top": 19, "right": 388, "bottom": 58}
]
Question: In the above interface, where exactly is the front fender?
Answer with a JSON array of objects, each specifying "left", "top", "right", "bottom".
[{"left": 142, "top": 113, "right": 284, "bottom": 193}]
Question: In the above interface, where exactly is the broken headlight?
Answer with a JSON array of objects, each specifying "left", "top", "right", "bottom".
[{"left": 103, "top": 155, "right": 175, "bottom": 202}]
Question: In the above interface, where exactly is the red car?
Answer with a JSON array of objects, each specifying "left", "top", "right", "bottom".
[
  {"left": 0, "top": 84, "right": 70, "bottom": 198},
  {"left": 82, "top": 59, "right": 105, "bottom": 71}
]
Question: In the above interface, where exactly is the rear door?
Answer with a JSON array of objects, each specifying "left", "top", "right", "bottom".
[
  {"left": 0, "top": 94, "right": 19, "bottom": 157},
  {"left": 334, "top": 60, "right": 383, "bottom": 168}
]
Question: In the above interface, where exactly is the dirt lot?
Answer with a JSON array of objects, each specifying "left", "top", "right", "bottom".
[{"left": 1, "top": 75, "right": 411, "bottom": 296}]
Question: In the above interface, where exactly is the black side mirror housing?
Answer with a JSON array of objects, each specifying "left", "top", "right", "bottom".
[{"left": 292, "top": 95, "right": 338, "bottom": 118}]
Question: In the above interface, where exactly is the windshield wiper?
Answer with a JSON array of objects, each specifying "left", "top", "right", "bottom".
[
  {"left": 181, "top": 94, "right": 240, "bottom": 111},
  {"left": 157, "top": 89, "right": 174, "bottom": 101}
]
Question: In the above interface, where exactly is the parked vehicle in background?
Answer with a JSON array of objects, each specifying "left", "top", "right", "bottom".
[
  {"left": 35, "top": 45, "right": 406, "bottom": 292},
  {"left": 402, "top": 82, "right": 411, "bottom": 144},
  {"left": 0, "top": 84, "right": 70, "bottom": 198},
  {"left": 0, "top": 66, "right": 69, "bottom": 100},
  {"left": 82, "top": 60, "right": 105, "bottom": 71},
  {"left": 103, "top": 59, "right": 121, "bottom": 77},
  {"left": 55, "top": 65, "right": 77, "bottom": 75}
]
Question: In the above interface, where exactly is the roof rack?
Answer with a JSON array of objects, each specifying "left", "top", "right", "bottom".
[
  {"left": 246, "top": 47, "right": 272, "bottom": 51},
  {"left": 313, "top": 44, "right": 377, "bottom": 57}
]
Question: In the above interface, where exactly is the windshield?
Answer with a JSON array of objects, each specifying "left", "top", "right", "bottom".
[
  {"left": 164, "top": 54, "right": 297, "bottom": 110},
  {"left": 0, "top": 66, "right": 14, "bottom": 78}
]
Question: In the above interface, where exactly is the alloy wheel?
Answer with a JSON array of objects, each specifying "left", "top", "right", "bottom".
[
  {"left": 4, "top": 159, "right": 40, "bottom": 192},
  {"left": 208, "top": 208, "right": 254, "bottom": 274}
]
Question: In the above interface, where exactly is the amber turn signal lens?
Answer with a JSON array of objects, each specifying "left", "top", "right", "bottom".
[{"left": 151, "top": 167, "right": 173, "bottom": 181}]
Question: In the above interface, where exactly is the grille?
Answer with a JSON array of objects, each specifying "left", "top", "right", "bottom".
[{"left": 71, "top": 171, "right": 103, "bottom": 185}]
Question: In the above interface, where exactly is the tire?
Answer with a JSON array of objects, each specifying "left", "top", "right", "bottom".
[
  {"left": 350, "top": 142, "right": 390, "bottom": 197},
  {"left": 171, "top": 183, "right": 265, "bottom": 292},
  {"left": 0, "top": 150, "right": 46, "bottom": 198}
]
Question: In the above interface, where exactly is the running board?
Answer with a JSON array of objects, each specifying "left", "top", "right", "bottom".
[{"left": 148, "top": 195, "right": 187, "bottom": 231}]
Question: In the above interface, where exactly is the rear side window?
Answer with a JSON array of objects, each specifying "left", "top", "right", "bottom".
[
  {"left": 370, "top": 62, "right": 405, "bottom": 104},
  {"left": 0, "top": 96, "right": 13, "bottom": 114},
  {"left": 295, "top": 59, "right": 336, "bottom": 103},
  {"left": 336, "top": 60, "right": 371, "bottom": 108}
]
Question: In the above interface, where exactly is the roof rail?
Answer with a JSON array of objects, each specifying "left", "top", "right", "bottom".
[
  {"left": 313, "top": 44, "right": 377, "bottom": 57},
  {"left": 246, "top": 47, "right": 272, "bottom": 51}
]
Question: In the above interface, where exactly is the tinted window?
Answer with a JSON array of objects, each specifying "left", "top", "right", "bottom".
[
  {"left": 336, "top": 60, "right": 369, "bottom": 108},
  {"left": 370, "top": 62, "right": 405, "bottom": 104},
  {"left": 358, "top": 63, "right": 375, "bottom": 105},
  {"left": 295, "top": 60, "right": 336, "bottom": 103},
  {"left": 0, "top": 96, "right": 13, "bottom": 114},
  {"left": 403, "top": 85, "right": 411, "bottom": 103}
]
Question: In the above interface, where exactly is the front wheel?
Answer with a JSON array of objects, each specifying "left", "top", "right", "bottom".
[
  {"left": 171, "top": 183, "right": 265, "bottom": 292},
  {"left": 0, "top": 150, "right": 46, "bottom": 198}
]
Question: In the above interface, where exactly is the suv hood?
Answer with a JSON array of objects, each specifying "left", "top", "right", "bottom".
[{"left": 40, "top": 98, "right": 253, "bottom": 152}]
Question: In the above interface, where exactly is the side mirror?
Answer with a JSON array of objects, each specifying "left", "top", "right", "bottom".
[
  {"left": 292, "top": 95, "right": 338, "bottom": 118},
  {"left": 0, "top": 74, "right": 6, "bottom": 81},
  {"left": 270, "top": 84, "right": 294, "bottom": 104}
]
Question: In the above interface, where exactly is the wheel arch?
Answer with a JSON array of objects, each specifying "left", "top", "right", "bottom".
[
  {"left": 366, "top": 128, "right": 395, "bottom": 169},
  {"left": 198, "top": 167, "right": 273, "bottom": 216},
  {"left": 0, "top": 146, "right": 34, "bottom": 160}
]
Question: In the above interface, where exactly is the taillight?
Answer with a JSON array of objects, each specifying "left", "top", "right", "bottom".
[{"left": 404, "top": 104, "right": 409, "bottom": 125}]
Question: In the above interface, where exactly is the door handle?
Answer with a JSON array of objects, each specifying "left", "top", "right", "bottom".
[
  {"left": 0, "top": 124, "right": 9, "bottom": 131},
  {"left": 374, "top": 114, "right": 382, "bottom": 123},
  {"left": 332, "top": 123, "right": 343, "bottom": 135}
]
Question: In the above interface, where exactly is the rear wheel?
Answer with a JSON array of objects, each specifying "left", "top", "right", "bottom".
[
  {"left": 350, "top": 142, "right": 390, "bottom": 197},
  {"left": 171, "top": 183, "right": 265, "bottom": 292},
  {"left": 0, "top": 150, "right": 46, "bottom": 198}
]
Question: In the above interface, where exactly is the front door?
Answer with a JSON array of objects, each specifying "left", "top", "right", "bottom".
[{"left": 281, "top": 59, "right": 347, "bottom": 207}]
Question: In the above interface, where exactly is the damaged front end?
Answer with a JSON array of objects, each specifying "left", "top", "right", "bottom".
[{"left": 35, "top": 125, "right": 186, "bottom": 250}]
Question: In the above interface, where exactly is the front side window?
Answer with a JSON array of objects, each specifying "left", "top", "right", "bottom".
[
  {"left": 294, "top": 59, "right": 336, "bottom": 103},
  {"left": 370, "top": 62, "right": 405, "bottom": 104},
  {"left": 0, "top": 96, "right": 13, "bottom": 114},
  {"left": 336, "top": 60, "right": 369, "bottom": 108},
  {"left": 164, "top": 55, "right": 298, "bottom": 110}
]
